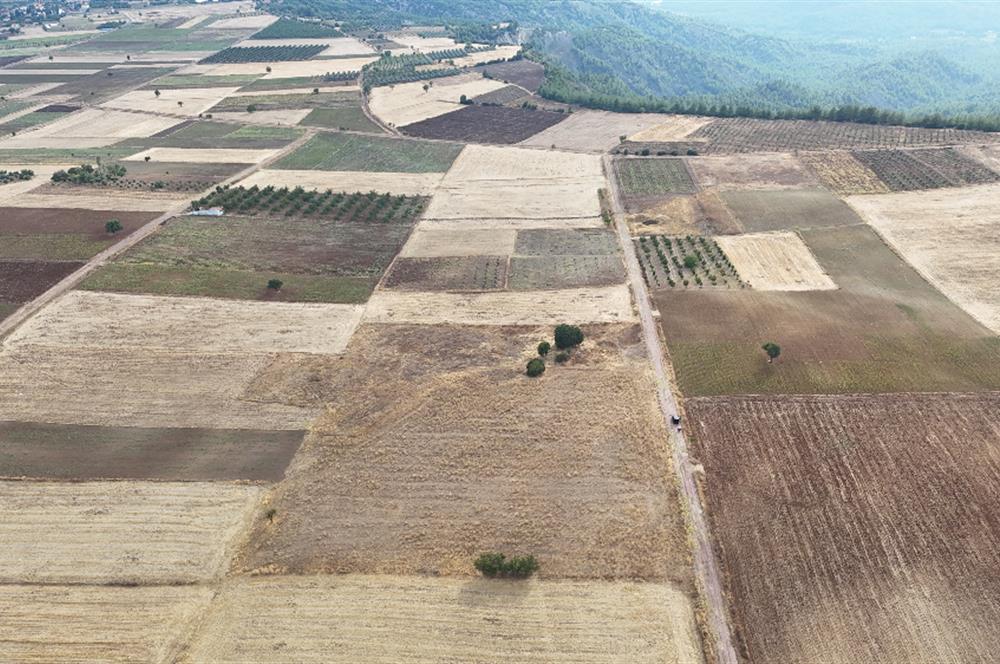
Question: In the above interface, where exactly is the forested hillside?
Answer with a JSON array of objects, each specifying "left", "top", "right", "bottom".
[{"left": 263, "top": 0, "right": 1000, "bottom": 125}]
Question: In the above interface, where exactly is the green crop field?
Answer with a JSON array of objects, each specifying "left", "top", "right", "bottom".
[
  {"left": 274, "top": 131, "right": 462, "bottom": 172},
  {"left": 614, "top": 158, "right": 697, "bottom": 196},
  {"left": 299, "top": 107, "right": 382, "bottom": 132},
  {"left": 145, "top": 74, "right": 262, "bottom": 89}
]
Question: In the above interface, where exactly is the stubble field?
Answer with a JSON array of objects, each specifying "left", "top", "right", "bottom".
[{"left": 714, "top": 231, "right": 835, "bottom": 291}]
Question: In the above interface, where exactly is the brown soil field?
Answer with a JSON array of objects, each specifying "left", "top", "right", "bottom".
[
  {"left": 614, "top": 158, "right": 698, "bottom": 214},
  {"left": 849, "top": 184, "right": 1000, "bottom": 334},
  {"left": 627, "top": 190, "right": 739, "bottom": 236},
  {"left": 364, "top": 284, "right": 634, "bottom": 325},
  {"left": 7, "top": 190, "right": 183, "bottom": 212},
  {"left": 798, "top": 150, "right": 890, "bottom": 194},
  {"left": 399, "top": 228, "right": 517, "bottom": 257},
  {"left": 383, "top": 255, "right": 509, "bottom": 291},
  {"left": 182, "top": 575, "right": 702, "bottom": 663},
  {"left": 402, "top": 104, "right": 568, "bottom": 144},
  {"left": 514, "top": 228, "right": 619, "bottom": 255},
  {"left": 0, "top": 259, "right": 83, "bottom": 302},
  {"left": 686, "top": 393, "right": 1000, "bottom": 664},
  {"left": 655, "top": 223, "right": 1000, "bottom": 395},
  {"left": 688, "top": 152, "right": 818, "bottom": 190},
  {"left": 0, "top": 585, "right": 213, "bottom": 663},
  {"left": 0, "top": 421, "right": 303, "bottom": 481},
  {"left": 10, "top": 291, "right": 365, "bottom": 354},
  {"left": 470, "top": 83, "right": 529, "bottom": 105},
  {"left": 852, "top": 147, "right": 1000, "bottom": 191},
  {"left": 236, "top": 323, "right": 688, "bottom": 582},
  {"left": 1, "top": 481, "right": 262, "bottom": 584},
  {"left": 0, "top": 346, "right": 318, "bottom": 429},
  {"left": 476, "top": 59, "right": 545, "bottom": 92},
  {"left": 520, "top": 110, "right": 670, "bottom": 153},
  {"left": 721, "top": 188, "right": 863, "bottom": 232},
  {"left": 715, "top": 231, "right": 836, "bottom": 291},
  {"left": 0, "top": 208, "right": 159, "bottom": 235},
  {"left": 508, "top": 255, "right": 624, "bottom": 290}
]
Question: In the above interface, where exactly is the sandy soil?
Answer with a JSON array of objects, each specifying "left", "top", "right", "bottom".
[
  {"left": 368, "top": 73, "right": 506, "bottom": 127},
  {"left": 849, "top": 183, "right": 1000, "bottom": 333},
  {"left": 521, "top": 111, "right": 670, "bottom": 152},
  {"left": 6, "top": 291, "right": 364, "bottom": 354},
  {"left": 0, "top": 481, "right": 261, "bottom": 584},
  {"left": 195, "top": 58, "right": 377, "bottom": 78},
  {"left": 239, "top": 168, "right": 443, "bottom": 195},
  {"left": 182, "top": 575, "right": 702, "bottom": 663},
  {"left": 103, "top": 87, "right": 241, "bottom": 117},
  {"left": 0, "top": 346, "right": 318, "bottom": 429},
  {"left": 628, "top": 115, "right": 714, "bottom": 142},
  {"left": 0, "top": 108, "right": 183, "bottom": 148},
  {"left": 799, "top": 150, "right": 890, "bottom": 194},
  {"left": 209, "top": 109, "right": 311, "bottom": 125},
  {"left": 123, "top": 147, "right": 279, "bottom": 164},
  {"left": 364, "top": 285, "right": 634, "bottom": 324},
  {"left": 211, "top": 14, "right": 278, "bottom": 29},
  {"left": 689, "top": 153, "right": 818, "bottom": 190},
  {"left": 400, "top": 228, "right": 517, "bottom": 257},
  {"left": 0, "top": 585, "right": 213, "bottom": 663},
  {"left": 716, "top": 231, "right": 836, "bottom": 291}
]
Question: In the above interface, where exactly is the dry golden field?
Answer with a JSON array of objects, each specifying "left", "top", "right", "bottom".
[
  {"left": 715, "top": 231, "right": 836, "bottom": 291},
  {"left": 688, "top": 152, "right": 818, "bottom": 190},
  {"left": 400, "top": 228, "right": 518, "bottom": 257},
  {"left": 238, "top": 168, "right": 444, "bottom": 195},
  {"left": 368, "top": 73, "right": 506, "bottom": 127},
  {"left": 799, "top": 150, "right": 891, "bottom": 194}
]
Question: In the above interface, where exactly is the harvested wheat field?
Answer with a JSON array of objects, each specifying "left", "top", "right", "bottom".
[
  {"left": 799, "top": 150, "right": 890, "bottom": 194},
  {"left": 197, "top": 58, "right": 377, "bottom": 78},
  {"left": 102, "top": 87, "right": 240, "bottom": 117},
  {"left": 715, "top": 232, "right": 835, "bottom": 291},
  {"left": 0, "top": 481, "right": 261, "bottom": 584},
  {"left": 849, "top": 184, "right": 1000, "bottom": 333},
  {"left": 236, "top": 323, "right": 688, "bottom": 582},
  {"left": 238, "top": 168, "right": 443, "bottom": 195},
  {"left": 364, "top": 284, "right": 634, "bottom": 324},
  {"left": 688, "top": 152, "right": 818, "bottom": 190},
  {"left": 182, "top": 575, "right": 702, "bottom": 664},
  {"left": 0, "top": 346, "right": 317, "bottom": 429},
  {"left": 0, "top": 165, "right": 60, "bottom": 202},
  {"left": 687, "top": 392, "right": 1000, "bottom": 664},
  {"left": 520, "top": 110, "right": 670, "bottom": 152},
  {"left": 400, "top": 228, "right": 517, "bottom": 257},
  {"left": 626, "top": 190, "right": 739, "bottom": 236},
  {"left": 0, "top": 585, "right": 213, "bottom": 664},
  {"left": 0, "top": 108, "right": 182, "bottom": 148},
  {"left": 124, "top": 147, "right": 278, "bottom": 164},
  {"left": 368, "top": 73, "right": 506, "bottom": 127},
  {"left": 6, "top": 190, "right": 181, "bottom": 211},
  {"left": 419, "top": 216, "right": 605, "bottom": 231},
  {"left": 210, "top": 109, "right": 311, "bottom": 125},
  {"left": 628, "top": 115, "right": 714, "bottom": 142},
  {"left": 212, "top": 14, "right": 278, "bottom": 29},
  {"left": 7, "top": 291, "right": 364, "bottom": 354}
]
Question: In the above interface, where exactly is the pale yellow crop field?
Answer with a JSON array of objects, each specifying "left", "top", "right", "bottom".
[
  {"left": 368, "top": 73, "right": 506, "bottom": 127},
  {"left": 0, "top": 585, "right": 213, "bottom": 664},
  {"left": 386, "top": 32, "right": 461, "bottom": 51},
  {"left": 689, "top": 152, "right": 819, "bottom": 190},
  {"left": 0, "top": 481, "right": 261, "bottom": 584},
  {"left": 234, "top": 37, "right": 375, "bottom": 56},
  {"left": 521, "top": 110, "right": 670, "bottom": 152},
  {"left": 0, "top": 108, "right": 182, "bottom": 148},
  {"left": 210, "top": 109, "right": 311, "bottom": 125},
  {"left": 194, "top": 57, "right": 376, "bottom": 78},
  {"left": 628, "top": 115, "right": 714, "bottom": 142},
  {"left": 364, "top": 285, "right": 635, "bottom": 325},
  {"left": 211, "top": 13, "right": 278, "bottom": 29},
  {"left": 0, "top": 164, "right": 65, "bottom": 203},
  {"left": 716, "top": 231, "right": 836, "bottom": 291},
  {"left": 849, "top": 184, "right": 1000, "bottom": 333},
  {"left": 418, "top": 216, "right": 606, "bottom": 230},
  {"left": 445, "top": 144, "right": 604, "bottom": 182},
  {"left": 239, "top": 168, "right": 443, "bottom": 195},
  {"left": 102, "top": 87, "right": 241, "bottom": 117},
  {"left": 182, "top": 575, "right": 703, "bottom": 664},
  {"left": 400, "top": 228, "right": 517, "bottom": 257},
  {"left": 5, "top": 190, "right": 182, "bottom": 211},
  {"left": 124, "top": 147, "right": 277, "bottom": 164},
  {"left": 6, "top": 291, "right": 364, "bottom": 355},
  {"left": 450, "top": 45, "right": 522, "bottom": 67}
]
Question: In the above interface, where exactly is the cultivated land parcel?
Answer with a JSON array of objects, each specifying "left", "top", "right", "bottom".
[{"left": 0, "top": 4, "right": 999, "bottom": 664}]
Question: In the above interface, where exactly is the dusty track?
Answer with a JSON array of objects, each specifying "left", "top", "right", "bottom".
[{"left": 604, "top": 154, "right": 737, "bottom": 664}]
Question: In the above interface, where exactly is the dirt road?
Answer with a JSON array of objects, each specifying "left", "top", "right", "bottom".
[{"left": 603, "top": 155, "right": 738, "bottom": 664}]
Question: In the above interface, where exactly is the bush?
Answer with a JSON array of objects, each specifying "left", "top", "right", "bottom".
[
  {"left": 555, "top": 351, "right": 570, "bottom": 364},
  {"left": 683, "top": 254, "right": 698, "bottom": 269},
  {"left": 104, "top": 219, "right": 123, "bottom": 234},
  {"left": 526, "top": 357, "right": 545, "bottom": 377},
  {"left": 474, "top": 552, "right": 539, "bottom": 578},
  {"left": 267, "top": 278, "right": 283, "bottom": 290},
  {"left": 537, "top": 341, "right": 550, "bottom": 356},
  {"left": 554, "top": 324, "right": 584, "bottom": 349}
]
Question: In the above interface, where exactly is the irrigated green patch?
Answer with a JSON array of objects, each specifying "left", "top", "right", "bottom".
[
  {"left": 299, "top": 107, "right": 382, "bottom": 132},
  {"left": 274, "top": 131, "right": 461, "bottom": 172},
  {"left": 656, "top": 223, "right": 1000, "bottom": 395},
  {"left": 250, "top": 17, "right": 341, "bottom": 40}
]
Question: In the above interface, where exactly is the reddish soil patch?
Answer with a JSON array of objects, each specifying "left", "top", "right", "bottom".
[
  {"left": 402, "top": 105, "right": 567, "bottom": 144},
  {"left": 0, "top": 208, "right": 158, "bottom": 237},
  {"left": 0, "top": 421, "right": 304, "bottom": 481},
  {"left": 0, "top": 260, "right": 83, "bottom": 302}
]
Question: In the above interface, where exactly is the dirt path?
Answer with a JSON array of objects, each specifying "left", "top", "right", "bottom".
[
  {"left": 603, "top": 155, "right": 738, "bottom": 664},
  {"left": 0, "top": 129, "right": 316, "bottom": 343}
]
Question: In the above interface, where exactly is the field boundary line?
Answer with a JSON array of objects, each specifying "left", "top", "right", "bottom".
[
  {"left": 603, "top": 154, "right": 737, "bottom": 664},
  {"left": 0, "top": 128, "right": 317, "bottom": 344}
]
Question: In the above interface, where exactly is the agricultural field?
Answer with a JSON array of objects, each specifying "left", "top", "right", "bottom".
[
  {"left": 849, "top": 184, "right": 1000, "bottom": 333},
  {"left": 121, "top": 121, "right": 302, "bottom": 150},
  {"left": 627, "top": 115, "right": 714, "bottom": 142},
  {"left": 239, "top": 169, "right": 442, "bottom": 196},
  {"left": 0, "top": 260, "right": 82, "bottom": 320},
  {"left": 655, "top": 223, "right": 1000, "bottom": 395},
  {"left": 299, "top": 106, "right": 382, "bottom": 131},
  {"left": 521, "top": 110, "right": 670, "bottom": 152},
  {"left": 720, "top": 188, "right": 863, "bottom": 232},
  {"left": 402, "top": 104, "right": 568, "bottom": 144},
  {"left": 383, "top": 255, "right": 509, "bottom": 291},
  {"left": 123, "top": 147, "right": 276, "bottom": 164},
  {"left": 715, "top": 232, "right": 835, "bottom": 291},
  {"left": 208, "top": 90, "right": 358, "bottom": 112},
  {"left": 635, "top": 235, "right": 743, "bottom": 290},
  {"left": 367, "top": 73, "right": 507, "bottom": 127},
  {"left": 470, "top": 84, "right": 530, "bottom": 105},
  {"left": 145, "top": 73, "right": 262, "bottom": 89},
  {"left": 400, "top": 228, "right": 517, "bottom": 257},
  {"left": 182, "top": 575, "right": 701, "bottom": 664},
  {"left": 102, "top": 86, "right": 240, "bottom": 117},
  {"left": 46, "top": 66, "right": 178, "bottom": 104},
  {"left": 0, "top": 107, "right": 183, "bottom": 149},
  {"left": 0, "top": 207, "right": 157, "bottom": 260},
  {"left": 798, "top": 150, "right": 890, "bottom": 194},
  {"left": 248, "top": 17, "right": 340, "bottom": 39},
  {"left": 614, "top": 158, "right": 697, "bottom": 211},
  {"left": 274, "top": 131, "right": 462, "bottom": 172},
  {"left": 686, "top": 393, "right": 1000, "bottom": 664},
  {"left": 852, "top": 147, "right": 1000, "bottom": 191},
  {"left": 194, "top": 57, "right": 376, "bottom": 78},
  {"left": 688, "top": 152, "right": 817, "bottom": 190},
  {"left": 477, "top": 58, "right": 546, "bottom": 91},
  {"left": 507, "top": 255, "right": 623, "bottom": 290}
]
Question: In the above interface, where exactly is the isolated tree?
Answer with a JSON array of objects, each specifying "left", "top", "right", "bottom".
[
  {"left": 474, "top": 552, "right": 506, "bottom": 577},
  {"left": 177, "top": 100, "right": 183, "bottom": 108},
  {"left": 537, "top": 341, "right": 550, "bottom": 356},
  {"left": 526, "top": 357, "right": 545, "bottom": 377},
  {"left": 312, "top": 87, "right": 319, "bottom": 94},
  {"left": 144, "top": 155, "right": 151, "bottom": 162},
  {"left": 265, "top": 65, "right": 272, "bottom": 73},
  {"left": 267, "top": 278, "right": 283, "bottom": 290},
  {"left": 683, "top": 254, "right": 698, "bottom": 270},
  {"left": 762, "top": 341, "right": 781, "bottom": 363},
  {"left": 246, "top": 104, "right": 257, "bottom": 113},
  {"left": 554, "top": 324, "right": 584, "bottom": 350},
  {"left": 104, "top": 219, "right": 123, "bottom": 234},
  {"left": 154, "top": 89, "right": 161, "bottom": 97}
]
